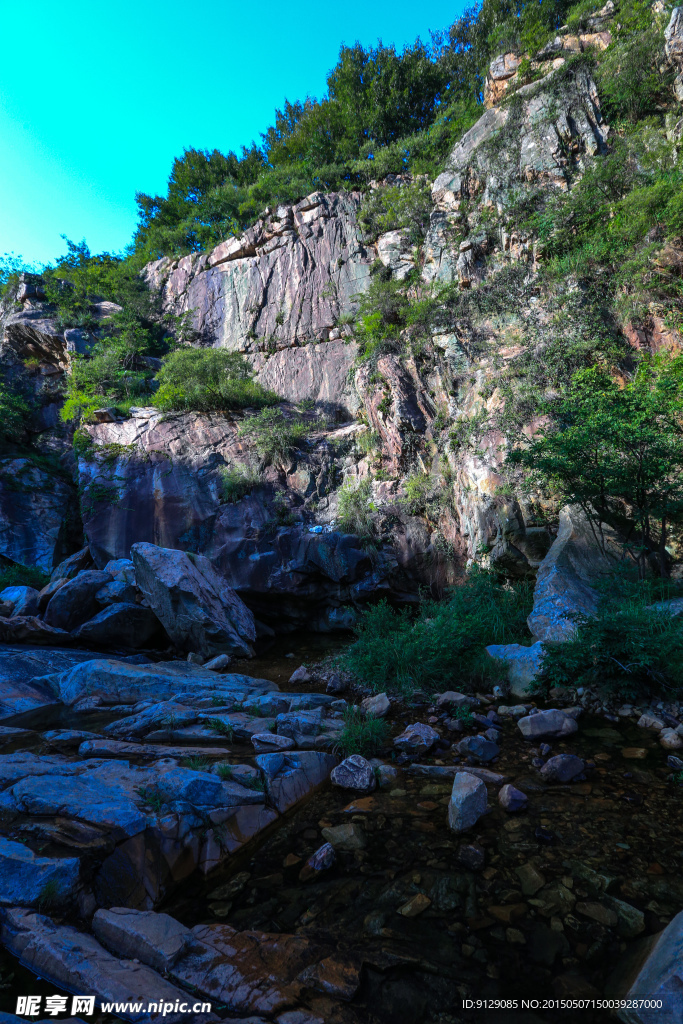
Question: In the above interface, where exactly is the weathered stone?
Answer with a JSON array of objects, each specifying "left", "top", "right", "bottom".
[
  {"left": 486, "top": 642, "right": 545, "bottom": 697},
  {"left": 0, "top": 908, "right": 214, "bottom": 1024},
  {"left": 0, "top": 586, "right": 39, "bottom": 617},
  {"left": 256, "top": 751, "right": 337, "bottom": 813},
  {"left": 72, "top": 603, "right": 162, "bottom": 648},
  {"left": 665, "top": 8, "right": 683, "bottom": 68},
  {"left": 298, "top": 955, "right": 360, "bottom": 1001},
  {"left": 540, "top": 754, "right": 584, "bottom": 783},
  {"left": 131, "top": 543, "right": 256, "bottom": 658},
  {"left": 518, "top": 709, "right": 578, "bottom": 740},
  {"left": 516, "top": 863, "right": 546, "bottom": 896},
  {"left": 394, "top": 722, "right": 440, "bottom": 754},
  {"left": 12, "top": 774, "right": 147, "bottom": 837},
  {"left": 299, "top": 842, "right": 336, "bottom": 881},
  {"left": 0, "top": 646, "right": 95, "bottom": 719},
  {"left": 397, "top": 893, "right": 432, "bottom": 917},
  {"left": 0, "top": 617, "right": 72, "bottom": 647},
  {"left": 44, "top": 570, "right": 112, "bottom": 631},
  {"left": 321, "top": 822, "right": 366, "bottom": 851},
  {"left": 360, "top": 692, "right": 390, "bottom": 717},
  {"left": 0, "top": 838, "right": 79, "bottom": 906},
  {"left": 330, "top": 754, "right": 376, "bottom": 793},
  {"left": 0, "top": 459, "right": 78, "bottom": 574},
  {"left": 527, "top": 507, "right": 623, "bottom": 642},
  {"left": 51, "top": 546, "right": 93, "bottom": 582},
  {"left": 251, "top": 733, "right": 295, "bottom": 754},
  {"left": 203, "top": 653, "right": 231, "bottom": 672},
  {"left": 456, "top": 735, "right": 500, "bottom": 763},
  {"left": 659, "top": 728, "right": 683, "bottom": 750},
  {"left": 498, "top": 783, "right": 528, "bottom": 812},
  {"left": 95, "top": 580, "right": 138, "bottom": 606},
  {"left": 447, "top": 772, "right": 488, "bottom": 832},
  {"left": 576, "top": 901, "right": 618, "bottom": 927},
  {"left": 435, "top": 691, "right": 473, "bottom": 709},
  {"left": 93, "top": 908, "right": 193, "bottom": 973},
  {"left": 637, "top": 713, "right": 665, "bottom": 731}
]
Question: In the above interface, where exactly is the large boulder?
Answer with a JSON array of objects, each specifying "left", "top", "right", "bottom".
[
  {"left": 131, "top": 543, "right": 255, "bottom": 658},
  {"left": 518, "top": 709, "right": 578, "bottom": 740},
  {"left": 0, "top": 586, "right": 40, "bottom": 617},
  {"left": 527, "top": 506, "right": 622, "bottom": 642},
  {"left": 613, "top": 908, "right": 683, "bottom": 1023},
  {"left": 485, "top": 641, "right": 545, "bottom": 697},
  {"left": 71, "top": 603, "right": 163, "bottom": 649},
  {"left": 44, "top": 570, "right": 113, "bottom": 631},
  {"left": 0, "top": 646, "right": 97, "bottom": 719},
  {"left": 0, "top": 838, "right": 79, "bottom": 906}
]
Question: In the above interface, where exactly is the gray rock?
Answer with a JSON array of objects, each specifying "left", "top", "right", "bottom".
[
  {"left": 256, "top": 751, "right": 337, "bottom": 813},
  {"left": 361, "top": 692, "right": 390, "bottom": 717},
  {"left": 527, "top": 506, "right": 623, "bottom": 642},
  {"left": 0, "top": 645, "right": 96, "bottom": 720},
  {"left": 540, "top": 754, "right": 584, "bottom": 783},
  {"left": 518, "top": 709, "right": 579, "bottom": 740},
  {"left": 95, "top": 580, "right": 138, "bottom": 605},
  {"left": 665, "top": 7, "right": 683, "bottom": 68},
  {"left": 0, "top": 908, "right": 215, "bottom": 1024},
  {"left": 251, "top": 733, "right": 295, "bottom": 753},
  {"left": 12, "top": 774, "right": 147, "bottom": 837},
  {"left": 498, "top": 783, "right": 528, "bottom": 812},
  {"left": 288, "top": 665, "right": 311, "bottom": 684},
  {"left": 103, "top": 558, "right": 136, "bottom": 584},
  {"left": 325, "top": 674, "right": 348, "bottom": 694},
  {"left": 44, "top": 570, "right": 113, "bottom": 631},
  {"left": 0, "top": 586, "right": 40, "bottom": 617},
  {"left": 93, "top": 908, "right": 193, "bottom": 973},
  {"left": 435, "top": 691, "right": 473, "bottom": 709},
  {"left": 0, "top": 458, "right": 79, "bottom": 576},
  {"left": 0, "top": 837, "right": 79, "bottom": 906},
  {"left": 50, "top": 546, "right": 93, "bottom": 582},
  {"left": 615, "top": 907, "right": 683, "bottom": 1023},
  {"left": 72, "top": 603, "right": 162, "bottom": 648},
  {"left": 131, "top": 542, "right": 256, "bottom": 658},
  {"left": 321, "top": 822, "right": 366, "bottom": 851},
  {"left": 203, "top": 654, "right": 231, "bottom": 672},
  {"left": 330, "top": 754, "right": 376, "bottom": 792},
  {"left": 43, "top": 729, "right": 99, "bottom": 750},
  {"left": 485, "top": 642, "right": 545, "bottom": 697},
  {"left": 456, "top": 734, "right": 500, "bottom": 763},
  {"left": 394, "top": 722, "right": 440, "bottom": 754},
  {"left": 299, "top": 842, "right": 336, "bottom": 880},
  {"left": 447, "top": 772, "right": 488, "bottom": 833}
]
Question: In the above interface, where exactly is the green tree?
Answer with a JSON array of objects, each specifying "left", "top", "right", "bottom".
[{"left": 509, "top": 355, "right": 683, "bottom": 576}]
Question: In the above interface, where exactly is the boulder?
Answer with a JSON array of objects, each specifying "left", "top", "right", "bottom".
[
  {"left": 256, "top": 751, "right": 337, "bottom": 813},
  {"left": 498, "top": 783, "right": 528, "bottom": 812},
  {"left": 447, "top": 772, "right": 488, "bottom": 832},
  {"left": 540, "top": 754, "right": 584, "bottom": 783},
  {"left": 71, "top": 603, "right": 162, "bottom": 649},
  {"left": 37, "top": 578, "right": 67, "bottom": 612},
  {"left": 93, "top": 908, "right": 192, "bottom": 974},
  {"left": 394, "top": 722, "right": 440, "bottom": 754},
  {"left": 613, "top": 908, "right": 683, "bottom": 1023},
  {"left": 0, "top": 617, "right": 72, "bottom": 647},
  {"left": 485, "top": 641, "right": 545, "bottom": 697},
  {"left": 251, "top": 733, "right": 295, "bottom": 753},
  {"left": 361, "top": 692, "right": 390, "bottom": 717},
  {"left": 518, "top": 709, "right": 579, "bottom": 740},
  {"left": 44, "top": 570, "right": 113, "bottom": 631},
  {"left": 131, "top": 543, "right": 256, "bottom": 658},
  {"left": 0, "top": 586, "right": 40, "bottom": 617},
  {"left": 95, "top": 580, "right": 138, "bottom": 605},
  {"left": 330, "top": 754, "right": 376, "bottom": 792},
  {"left": 456, "top": 735, "right": 500, "bottom": 762},
  {"left": 527, "top": 506, "right": 622, "bottom": 642},
  {"left": 50, "top": 545, "right": 93, "bottom": 582},
  {"left": 0, "top": 837, "right": 79, "bottom": 906},
  {"left": 321, "top": 823, "right": 366, "bottom": 851},
  {"left": 0, "top": 908, "right": 215, "bottom": 1024},
  {"left": 435, "top": 691, "right": 475, "bottom": 709},
  {"left": 299, "top": 842, "right": 336, "bottom": 881},
  {"left": 0, "top": 646, "right": 96, "bottom": 720}
]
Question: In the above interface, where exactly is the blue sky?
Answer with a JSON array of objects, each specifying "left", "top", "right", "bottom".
[{"left": 0, "top": 0, "right": 464, "bottom": 267}]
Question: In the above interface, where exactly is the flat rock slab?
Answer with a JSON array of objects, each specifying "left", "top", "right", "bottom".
[
  {"left": 79, "top": 739, "right": 234, "bottom": 759},
  {"left": 0, "top": 838, "right": 79, "bottom": 907},
  {"left": 0, "top": 908, "right": 217, "bottom": 1024},
  {"left": 256, "top": 751, "right": 337, "bottom": 813},
  {"left": 0, "top": 646, "right": 95, "bottom": 720},
  {"left": 58, "top": 659, "right": 277, "bottom": 707},
  {"left": 405, "top": 765, "right": 507, "bottom": 785}
]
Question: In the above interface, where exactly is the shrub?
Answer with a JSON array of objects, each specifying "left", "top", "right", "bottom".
[
  {"left": 336, "top": 478, "right": 377, "bottom": 540},
  {"left": 341, "top": 568, "right": 532, "bottom": 695},
  {"left": 359, "top": 179, "right": 432, "bottom": 245},
  {"left": 0, "top": 370, "right": 33, "bottom": 445},
  {"left": 220, "top": 463, "right": 262, "bottom": 503},
  {"left": 154, "top": 349, "right": 276, "bottom": 413},
  {"left": 537, "top": 584, "right": 683, "bottom": 701},
  {"left": 335, "top": 706, "right": 390, "bottom": 757},
  {"left": 0, "top": 562, "right": 50, "bottom": 592},
  {"left": 238, "top": 407, "right": 312, "bottom": 466}
]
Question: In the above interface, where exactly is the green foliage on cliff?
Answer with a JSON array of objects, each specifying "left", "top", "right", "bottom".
[
  {"left": 509, "top": 353, "right": 683, "bottom": 576},
  {"left": 153, "top": 349, "right": 276, "bottom": 413},
  {"left": 342, "top": 569, "right": 532, "bottom": 694},
  {"left": 0, "top": 367, "right": 34, "bottom": 445},
  {"left": 0, "top": 562, "right": 49, "bottom": 592},
  {"left": 336, "top": 479, "right": 377, "bottom": 540},
  {"left": 238, "top": 407, "right": 314, "bottom": 466}
]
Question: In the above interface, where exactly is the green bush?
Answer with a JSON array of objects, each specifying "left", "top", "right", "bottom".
[
  {"left": 154, "top": 349, "right": 276, "bottom": 413},
  {"left": 335, "top": 706, "right": 390, "bottom": 757},
  {"left": 359, "top": 179, "right": 432, "bottom": 245},
  {"left": 336, "top": 478, "right": 377, "bottom": 540},
  {"left": 238, "top": 407, "right": 312, "bottom": 466},
  {"left": 220, "top": 463, "right": 262, "bottom": 503},
  {"left": 537, "top": 585, "right": 683, "bottom": 701},
  {"left": 0, "top": 369, "right": 33, "bottom": 445},
  {"left": 0, "top": 563, "right": 50, "bottom": 592},
  {"left": 341, "top": 568, "right": 532, "bottom": 695}
]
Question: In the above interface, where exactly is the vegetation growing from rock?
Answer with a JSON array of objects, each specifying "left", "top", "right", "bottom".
[
  {"left": 220, "top": 463, "right": 263, "bottom": 503},
  {"left": 536, "top": 575, "right": 683, "bottom": 699},
  {"left": 341, "top": 569, "right": 532, "bottom": 694},
  {"left": 0, "top": 562, "right": 49, "bottom": 592},
  {"left": 336, "top": 479, "right": 377, "bottom": 541},
  {"left": 335, "top": 706, "right": 390, "bottom": 757},
  {"left": 153, "top": 349, "right": 276, "bottom": 414},
  {"left": 238, "top": 408, "right": 315, "bottom": 467}
]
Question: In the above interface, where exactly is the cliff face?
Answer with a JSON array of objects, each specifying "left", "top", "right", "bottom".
[{"left": 3, "top": 16, "right": 679, "bottom": 628}]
